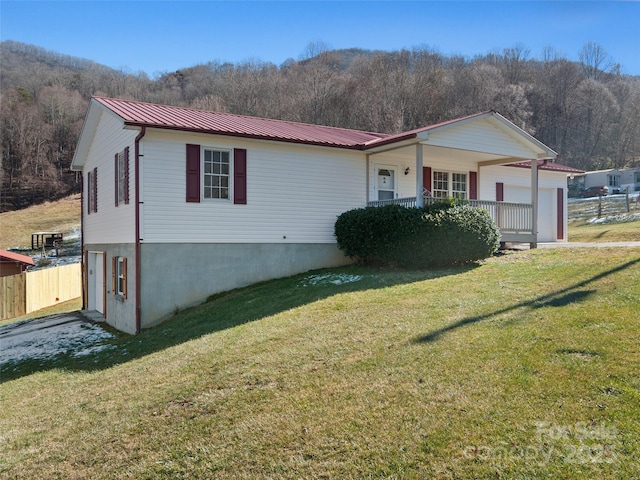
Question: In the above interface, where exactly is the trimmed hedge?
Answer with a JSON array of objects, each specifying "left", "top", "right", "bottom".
[{"left": 334, "top": 202, "right": 500, "bottom": 268}]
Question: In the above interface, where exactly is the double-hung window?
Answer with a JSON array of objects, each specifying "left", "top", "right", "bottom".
[
  {"left": 203, "top": 149, "right": 230, "bottom": 199},
  {"left": 433, "top": 171, "right": 449, "bottom": 198},
  {"left": 433, "top": 171, "right": 467, "bottom": 200},
  {"left": 186, "top": 144, "right": 246, "bottom": 204},
  {"left": 451, "top": 173, "right": 467, "bottom": 200}
]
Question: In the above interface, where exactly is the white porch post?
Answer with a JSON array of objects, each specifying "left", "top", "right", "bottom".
[
  {"left": 416, "top": 144, "right": 423, "bottom": 207},
  {"left": 530, "top": 159, "right": 539, "bottom": 249}
]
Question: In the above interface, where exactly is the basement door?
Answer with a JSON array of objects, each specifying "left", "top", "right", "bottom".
[{"left": 87, "top": 252, "right": 105, "bottom": 314}]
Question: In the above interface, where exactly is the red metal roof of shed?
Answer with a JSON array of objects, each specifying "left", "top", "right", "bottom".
[
  {"left": 0, "top": 249, "right": 35, "bottom": 266},
  {"left": 94, "top": 97, "right": 387, "bottom": 149}
]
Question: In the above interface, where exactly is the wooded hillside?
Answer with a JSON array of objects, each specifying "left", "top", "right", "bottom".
[{"left": 2, "top": 40, "right": 639, "bottom": 212}]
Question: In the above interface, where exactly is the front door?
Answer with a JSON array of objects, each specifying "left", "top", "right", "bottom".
[
  {"left": 376, "top": 166, "right": 396, "bottom": 201},
  {"left": 87, "top": 252, "right": 105, "bottom": 314}
]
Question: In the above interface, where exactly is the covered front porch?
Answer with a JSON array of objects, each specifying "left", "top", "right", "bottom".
[
  {"left": 362, "top": 111, "right": 560, "bottom": 248},
  {"left": 367, "top": 197, "right": 535, "bottom": 244}
]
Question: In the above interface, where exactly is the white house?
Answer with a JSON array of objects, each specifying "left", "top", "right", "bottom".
[
  {"left": 573, "top": 169, "right": 622, "bottom": 194},
  {"left": 620, "top": 168, "right": 640, "bottom": 193},
  {"left": 71, "top": 97, "right": 581, "bottom": 334}
]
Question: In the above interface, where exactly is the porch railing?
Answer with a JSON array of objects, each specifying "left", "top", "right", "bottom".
[
  {"left": 367, "top": 197, "right": 419, "bottom": 208},
  {"left": 366, "top": 197, "right": 534, "bottom": 235}
]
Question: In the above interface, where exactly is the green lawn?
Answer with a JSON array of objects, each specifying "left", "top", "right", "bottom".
[
  {"left": 1, "top": 248, "right": 639, "bottom": 479},
  {"left": 568, "top": 218, "right": 640, "bottom": 243}
]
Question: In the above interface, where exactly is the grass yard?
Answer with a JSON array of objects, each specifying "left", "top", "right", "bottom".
[
  {"left": 568, "top": 218, "right": 640, "bottom": 243},
  {"left": 1, "top": 247, "right": 639, "bottom": 479},
  {"left": 0, "top": 194, "right": 81, "bottom": 250}
]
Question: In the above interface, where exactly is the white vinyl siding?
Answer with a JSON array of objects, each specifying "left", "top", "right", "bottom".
[
  {"left": 481, "top": 165, "right": 569, "bottom": 242},
  {"left": 141, "top": 131, "right": 366, "bottom": 244},
  {"left": 82, "top": 112, "right": 138, "bottom": 245},
  {"left": 424, "top": 117, "right": 543, "bottom": 159}
]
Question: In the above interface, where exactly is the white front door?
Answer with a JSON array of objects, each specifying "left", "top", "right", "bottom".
[
  {"left": 376, "top": 166, "right": 396, "bottom": 201},
  {"left": 88, "top": 252, "right": 105, "bottom": 314}
]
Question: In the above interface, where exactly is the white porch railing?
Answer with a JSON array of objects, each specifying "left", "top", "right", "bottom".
[
  {"left": 366, "top": 197, "right": 534, "bottom": 237},
  {"left": 367, "top": 197, "right": 419, "bottom": 208}
]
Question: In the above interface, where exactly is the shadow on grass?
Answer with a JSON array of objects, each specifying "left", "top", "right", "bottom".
[
  {"left": 413, "top": 257, "right": 640, "bottom": 344},
  {"left": 1, "top": 263, "right": 476, "bottom": 382}
]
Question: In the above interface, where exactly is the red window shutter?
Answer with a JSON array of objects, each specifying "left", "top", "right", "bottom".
[
  {"left": 111, "top": 256, "right": 116, "bottom": 295},
  {"left": 234, "top": 148, "right": 247, "bottom": 205},
  {"left": 87, "top": 171, "right": 92, "bottom": 215},
  {"left": 422, "top": 166, "right": 432, "bottom": 194},
  {"left": 93, "top": 167, "right": 98, "bottom": 212},
  {"left": 122, "top": 257, "right": 128, "bottom": 299},
  {"left": 557, "top": 188, "right": 564, "bottom": 240},
  {"left": 496, "top": 182, "right": 504, "bottom": 202},
  {"left": 186, "top": 144, "right": 201, "bottom": 203},
  {"left": 469, "top": 171, "right": 478, "bottom": 200},
  {"left": 114, "top": 153, "right": 119, "bottom": 207},
  {"left": 124, "top": 146, "right": 130, "bottom": 205}
]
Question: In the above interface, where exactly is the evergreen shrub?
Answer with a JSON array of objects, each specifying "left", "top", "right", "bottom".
[{"left": 335, "top": 201, "right": 500, "bottom": 268}]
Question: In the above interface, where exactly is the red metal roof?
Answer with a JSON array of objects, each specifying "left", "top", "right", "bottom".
[
  {"left": 94, "top": 97, "right": 387, "bottom": 149},
  {"left": 0, "top": 249, "right": 35, "bottom": 266},
  {"left": 507, "top": 160, "right": 584, "bottom": 174}
]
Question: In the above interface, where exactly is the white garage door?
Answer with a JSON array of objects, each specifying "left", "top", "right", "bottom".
[{"left": 504, "top": 186, "right": 555, "bottom": 242}]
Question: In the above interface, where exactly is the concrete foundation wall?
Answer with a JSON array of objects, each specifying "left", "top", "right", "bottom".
[
  {"left": 84, "top": 243, "right": 137, "bottom": 334},
  {"left": 139, "top": 242, "right": 350, "bottom": 329}
]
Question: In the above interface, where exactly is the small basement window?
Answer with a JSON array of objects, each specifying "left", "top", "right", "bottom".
[{"left": 112, "top": 256, "right": 127, "bottom": 298}]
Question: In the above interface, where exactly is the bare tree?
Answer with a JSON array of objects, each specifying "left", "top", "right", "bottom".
[{"left": 579, "top": 42, "right": 616, "bottom": 81}]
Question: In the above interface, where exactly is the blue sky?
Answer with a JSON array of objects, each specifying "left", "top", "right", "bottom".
[{"left": 2, "top": 1, "right": 639, "bottom": 76}]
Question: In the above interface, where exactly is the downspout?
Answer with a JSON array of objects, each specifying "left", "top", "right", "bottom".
[
  {"left": 80, "top": 174, "right": 86, "bottom": 310},
  {"left": 134, "top": 127, "right": 146, "bottom": 333}
]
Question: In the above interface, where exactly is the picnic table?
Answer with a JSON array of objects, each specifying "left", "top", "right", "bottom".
[{"left": 31, "top": 232, "right": 63, "bottom": 256}]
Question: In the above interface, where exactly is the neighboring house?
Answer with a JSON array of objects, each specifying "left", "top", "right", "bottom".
[
  {"left": 568, "top": 168, "right": 640, "bottom": 196},
  {"left": 71, "top": 97, "right": 580, "bottom": 334},
  {"left": 620, "top": 168, "right": 640, "bottom": 193},
  {"left": 0, "top": 249, "right": 35, "bottom": 277},
  {"left": 569, "top": 169, "right": 622, "bottom": 196}
]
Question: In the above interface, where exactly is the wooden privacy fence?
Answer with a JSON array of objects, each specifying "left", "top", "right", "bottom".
[
  {"left": 1, "top": 273, "right": 27, "bottom": 320},
  {"left": 0, "top": 263, "right": 81, "bottom": 321}
]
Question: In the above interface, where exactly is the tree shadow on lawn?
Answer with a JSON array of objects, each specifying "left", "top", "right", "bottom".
[
  {"left": 1, "top": 263, "right": 476, "bottom": 382},
  {"left": 413, "top": 257, "right": 640, "bottom": 344}
]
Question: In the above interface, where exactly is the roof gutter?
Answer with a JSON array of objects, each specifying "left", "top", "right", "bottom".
[{"left": 134, "top": 126, "right": 146, "bottom": 333}]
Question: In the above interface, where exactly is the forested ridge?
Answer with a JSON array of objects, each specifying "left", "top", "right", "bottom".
[{"left": 2, "top": 39, "right": 639, "bottom": 212}]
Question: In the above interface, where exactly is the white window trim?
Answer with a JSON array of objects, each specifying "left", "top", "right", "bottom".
[
  {"left": 202, "top": 146, "right": 232, "bottom": 201},
  {"left": 607, "top": 175, "right": 620, "bottom": 188},
  {"left": 433, "top": 170, "right": 468, "bottom": 200},
  {"left": 374, "top": 164, "right": 397, "bottom": 201},
  {"left": 116, "top": 257, "right": 126, "bottom": 297}
]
